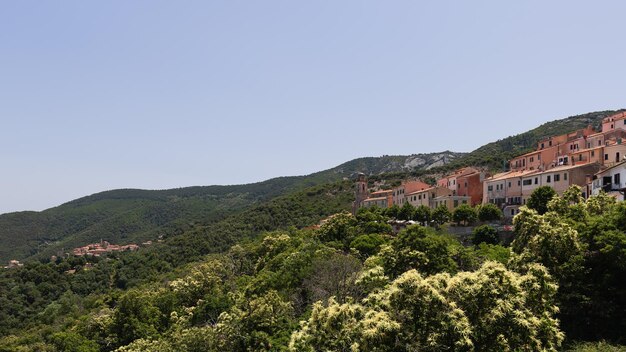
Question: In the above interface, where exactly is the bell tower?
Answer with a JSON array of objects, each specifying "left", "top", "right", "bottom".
[{"left": 353, "top": 173, "right": 369, "bottom": 214}]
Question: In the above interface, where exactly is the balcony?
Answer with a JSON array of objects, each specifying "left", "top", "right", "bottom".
[{"left": 602, "top": 184, "right": 624, "bottom": 193}]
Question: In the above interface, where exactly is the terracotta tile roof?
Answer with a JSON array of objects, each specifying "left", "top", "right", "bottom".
[
  {"left": 405, "top": 187, "right": 435, "bottom": 196},
  {"left": 486, "top": 169, "right": 539, "bottom": 182},
  {"left": 542, "top": 163, "right": 600, "bottom": 173},
  {"left": 363, "top": 197, "right": 388, "bottom": 202}
]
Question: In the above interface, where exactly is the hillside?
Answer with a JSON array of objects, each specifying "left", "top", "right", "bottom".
[
  {"left": 0, "top": 152, "right": 460, "bottom": 263},
  {"left": 2, "top": 185, "right": 626, "bottom": 350},
  {"left": 1, "top": 109, "right": 624, "bottom": 263}
]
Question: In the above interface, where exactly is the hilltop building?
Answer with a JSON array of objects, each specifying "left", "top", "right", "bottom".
[
  {"left": 356, "top": 168, "right": 483, "bottom": 212},
  {"left": 484, "top": 112, "right": 626, "bottom": 218},
  {"left": 354, "top": 111, "right": 626, "bottom": 220}
]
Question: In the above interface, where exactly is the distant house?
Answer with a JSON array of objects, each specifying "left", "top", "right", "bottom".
[{"left": 4, "top": 260, "right": 23, "bottom": 269}]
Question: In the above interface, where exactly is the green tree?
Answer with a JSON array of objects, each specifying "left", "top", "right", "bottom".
[
  {"left": 477, "top": 203, "right": 502, "bottom": 222},
  {"left": 111, "top": 290, "right": 163, "bottom": 346},
  {"left": 527, "top": 186, "right": 557, "bottom": 215},
  {"left": 432, "top": 205, "right": 451, "bottom": 226},
  {"left": 49, "top": 332, "right": 99, "bottom": 352},
  {"left": 214, "top": 291, "right": 294, "bottom": 351},
  {"left": 291, "top": 261, "right": 564, "bottom": 352},
  {"left": 452, "top": 204, "right": 478, "bottom": 226},
  {"left": 381, "top": 225, "right": 458, "bottom": 277},
  {"left": 413, "top": 205, "right": 431, "bottom": 225},
  {"left": 350, "top": 234, "right": 386, "bottom": 257},
  {"left": 383, "top": 204, "right": 400, "bottom": 219},
  {"left": 317, "top": 212, "right": 356, "bottom": 243},
  {"left": 471, "top": 225, "right": 499, "bottom": 246},
  {"left": 398, "top": 202, "right": 416, "bottom": 221}
]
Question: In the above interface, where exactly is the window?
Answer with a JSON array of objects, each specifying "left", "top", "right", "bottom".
[
  {"left": 488, "top": 185, "right": 493, "bottom": 191},
  {"left": 617, "top": 153, "right": 621, "bottom": 162},
  {"left": 615, "top": 173, "right": 621, "bottom": 185},
  {"left": 541, "top": 143, "right": 545, "bottom": 149},
  {"left": 508, "top": 182, "right": 511, "bottom": 188},
  {"left": 555, "top": 174, "right": 560, "bottom": 182},
  {"left": 547, "top": 175, "right": 551, "bottom": 183},
  {"left": 549, "top": 141, "right": 552, "bottom": 146},
  {"left": 535, "top": 177, "right": 538, "bottom": 184},
  {"left": 523, "top": 179, "right": 532, "bottom": 186},
  {"left": 579, "top": 155, "right": 582, "bottom": 161},
  {"left": 530, "top": 157, "right": 534, "bottom": 162},
  {"left": 599, "top": 140, "right": 602, "bottom": 146},
  {"left": 538, "top": 154, "right": 541, "bottom": 160},
  {"left": 564, "top": 173, "right": 568, "bottom": 181},
  {"left": 518, "top": 180, "right": 521, "bottom": 186},
  {"left": 605, "top": 154, "right": 609, "bottom": 161},
  {"left": 511, "top": 209, "right": 515, "bottom": 216},
  {"left": 462, "top": 200, "right": 467, "bottom": 204},
  {"left": 592, "top": 151, "right": 595, "bottom": 157}
]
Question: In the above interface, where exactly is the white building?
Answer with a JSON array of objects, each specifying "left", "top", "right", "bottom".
[{"left": 591, "top": 160, "right": 626, "bottom": 201}]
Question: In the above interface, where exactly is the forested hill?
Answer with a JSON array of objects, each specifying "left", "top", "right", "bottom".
[{"left": 0, "top": 152, "right": 460, "bottom": 262}]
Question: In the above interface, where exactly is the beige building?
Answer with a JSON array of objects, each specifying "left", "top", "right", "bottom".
[
  {"left": 432, "top": 195, "right": 471, "bottom": 212},
  {"left": 361, "top": 190, "right": 393, "bottom": 208},
  {"left": 405, "top": 186, "right": 453, "bottom": 208}
]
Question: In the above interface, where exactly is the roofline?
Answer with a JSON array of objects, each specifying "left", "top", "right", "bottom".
[{"left": 594, "top": 160, "right": 626, "bottom": 175}]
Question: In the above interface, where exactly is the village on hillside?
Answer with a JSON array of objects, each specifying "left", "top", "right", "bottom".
[{"left": 355, "top": 111, "right": 626, "bottom": 220}]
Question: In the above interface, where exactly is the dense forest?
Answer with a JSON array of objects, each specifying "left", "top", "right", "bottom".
[{"left": 1, "top": 181, "right": 625, "bottom": 351}]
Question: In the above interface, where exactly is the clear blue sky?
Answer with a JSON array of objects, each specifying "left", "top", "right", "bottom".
[{"left": 1, "top": 1, "right": 625, "bottom": 214}]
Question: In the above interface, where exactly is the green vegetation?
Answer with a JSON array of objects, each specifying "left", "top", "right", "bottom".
[
  {"left": 471, "top": 225, "right": 499, "bottom": 245},
  {"left": 1, "top": 186, "right": 626, "bottom": 350},
  {"left": 452, "top": 204, "right": 478, "bottom": 226},
  {"left": 527, "top": 185, "right": 558, "bottom": 214},
  {"left": 2, "top": 110, "right": 626, "bottom": 351},
  {"left": 477, "top": 203, "right": 503, "bottom": 222}
]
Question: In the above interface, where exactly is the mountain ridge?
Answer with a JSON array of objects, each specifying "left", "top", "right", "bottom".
[{"left": 0, "top": 151, "right": 462, "bottom": 262}]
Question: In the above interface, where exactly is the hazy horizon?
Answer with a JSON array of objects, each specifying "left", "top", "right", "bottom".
[{"left": 2, "top": 1, "right": 625, "bottom": 214}]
